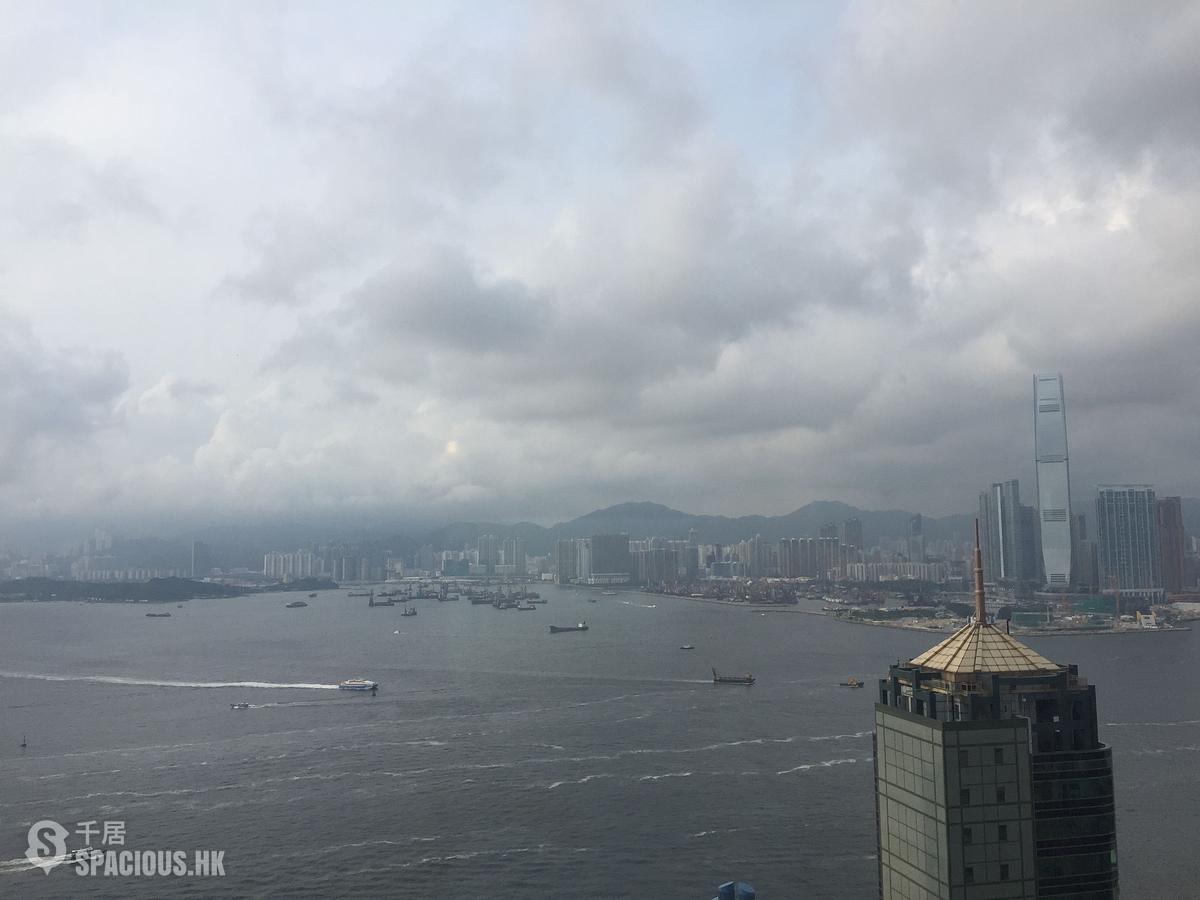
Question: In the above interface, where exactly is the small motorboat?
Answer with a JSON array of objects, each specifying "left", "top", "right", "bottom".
[
  {"left": 680, "top": 644, "right": 695, "bottom": 650},
  {"left": 286, "top": 600, "right": 308, "bottom": 608},
  {"left": 230, "top": 702, "right": 251, "bottom": 710},
  {"left": 840, "top": 677, "right": 865, "bottom": 689}
]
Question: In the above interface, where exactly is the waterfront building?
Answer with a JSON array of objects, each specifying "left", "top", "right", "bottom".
[
  {"left": 817, "top": 536, "right": 842, "bottom": 579},
  {"left": 778, "top": 538, "right": 797, "bottom": 578},
  {"left": 476, "top": 534, "right": 500, "bottom": 575},
  {"left": 1034, "top": 374, "right": 1073, "bottom": 587},
  {"left": 190, "top": 540, "right": 213, "bottom": 579},
  {"left": 979, "top": 481, "right": 1023, "bottom": 584},
  {"left": 1157, "top": 497, "right": 1185, "bottom": 593},
  {"left": 874, "top": 525, "right": 1118, "bottom": 898},
  {"left": 843, "top": 518, "right": 865, "bottom": 552},
  {"left": 1095, "top": 486, "right": 1163, "bottom": 604},
  {"left": 502, "top": 537, "right": 527, "bottom": 574},
  {"left": 979, "top": 481, "right": 1042, "bottom": 586},
  {"left": 589, "top": 533, "right": 631, "bottom": 579},
  {"left": 1074, "top": 541, "right": 1100, "bottom": 592},
  {"left": 909, "top": 514, "right": 926, "bottom": 564},
  {"left": 575, "top": 538, "right": 592, "bottom": 582}
]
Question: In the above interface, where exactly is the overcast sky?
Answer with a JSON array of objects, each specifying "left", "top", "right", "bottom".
[{"left": 2, "top": 1, "right": 1198, "bottom": 534}]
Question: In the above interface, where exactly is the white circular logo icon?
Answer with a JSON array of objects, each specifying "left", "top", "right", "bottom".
[{"left": 26, "top": 819, "right": 69, "bottom": 874}]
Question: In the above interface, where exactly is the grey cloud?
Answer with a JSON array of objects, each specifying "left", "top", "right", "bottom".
[
  {"left": 2, "top": 4, "right": 1199, "bottom": 526},
  {"left": 351, "top": 248, "right": 550, "bottom": 353},
  {"left": 219, "top": 212, "right": 359, "bottom": 306},
  {"left": 0, "top": 138, "right": 162, "bottom": 239},
  {"left": 0, "top": 314, "right": 128, "bottom": 482}
]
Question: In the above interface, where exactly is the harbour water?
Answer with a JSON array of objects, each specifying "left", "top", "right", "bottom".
[{"left": 1, "top": 585, "right": 1196, "bottom": 897}]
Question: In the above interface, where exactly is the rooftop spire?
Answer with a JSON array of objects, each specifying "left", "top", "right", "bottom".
[{"left": 974, "top": 518, "right": 987, "bottom": 624}]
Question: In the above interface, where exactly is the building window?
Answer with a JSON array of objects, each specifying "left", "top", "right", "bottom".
[
  {"left": 994, "top": 747, "right": 1004, "bottom": 765},
  {"left": 996, "top": 786, "right": 1006, "bottom": 803},
  {"left": 959, "top": 749, "right": 969, "bottom": 767},
  {"left": 960, "top": 788, "right": 970, "bottom": 806},
  {"left": 998, "top": 824, "right": 1008, "bottom": 842},
  {"left": 1000, "top": 863, "right": 1010, "bottom": 881},
  {"left": 964, "top": 867, "right": 974, "bottom": 885},
  {"left": 963, "top": 827, "right": 973, "bottom": 845}
]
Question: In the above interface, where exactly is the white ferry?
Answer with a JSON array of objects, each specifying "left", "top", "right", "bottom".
[{"left": 338, "top": 678, "right": 379, "bottom": 691}]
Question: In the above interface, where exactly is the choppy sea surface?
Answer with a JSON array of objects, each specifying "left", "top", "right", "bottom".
[{"left": 1, "top": 585, "right": 1196, "bottom": 898}]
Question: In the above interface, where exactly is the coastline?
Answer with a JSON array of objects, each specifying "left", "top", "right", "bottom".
[{"left": 635, "top": 590, "right": 1191, "bottom": 637}]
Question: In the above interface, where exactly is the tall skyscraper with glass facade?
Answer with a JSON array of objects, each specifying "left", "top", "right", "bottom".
[
  {"left": 874, "top": 526, "right": 1119, "bottom": 898},
  {"left": 1034, "top": 374, "right": 1073, "bottom": 587},
  {"left": 1157, "top": 497, "right": 1186, "bottom": 593},
  {"left": 1096, "top": 485, "right": 1163, "bottom": 603},
  {"left": 979, "top": 480, "right": 1024, "bottom": 584},
  {"left": 980, "top": 480, "right": 1041, "bottom": 585}
]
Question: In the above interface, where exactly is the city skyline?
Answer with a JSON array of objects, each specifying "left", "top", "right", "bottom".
[{"left": 1, "top": 5, "right": 1198, "bottom": 534}]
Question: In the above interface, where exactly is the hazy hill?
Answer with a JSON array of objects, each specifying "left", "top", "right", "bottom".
[
  {"left": 107, "top": 496, "right": 1197, "bottom": 567},
  {"left": 429, "top": 500, "right": 977, "bottom": 556}
]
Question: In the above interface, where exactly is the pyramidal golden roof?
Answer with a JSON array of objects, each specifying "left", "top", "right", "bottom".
[
  {"left": 908, "top": 518, "right": 1061, "bottom": 676},
  {"left": 909, "top": 621, "right": 1060, "bottom": 675}
]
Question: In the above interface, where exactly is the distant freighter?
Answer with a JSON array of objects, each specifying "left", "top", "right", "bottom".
[
  {"left": 712, "top": 668, "right": 754, "bottom": 685},
  {"left": 549, "top": 622, "right": 588, "bottom": 633}
]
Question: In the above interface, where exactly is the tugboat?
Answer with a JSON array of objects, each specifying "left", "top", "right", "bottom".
[
  {"left": 230, "top": 702, "right": 251, "bottom": 710},
  {"left": 401, "top": 606, "right": 417, "bottom": 617},
  {"left": 712, "top": 668, "right": 755, "bottom": 685},
  {"left": 308, "top": 592, "right": 318, "bottom": 598},
  {"left": 338, "top": 678, "right": 379, "bottom": 692},
  {"left": 548, "top": 622, "right": 589, "bottom": 633},
  {"left": 839, "top": 677, "right": 865, "bottom": 689}
]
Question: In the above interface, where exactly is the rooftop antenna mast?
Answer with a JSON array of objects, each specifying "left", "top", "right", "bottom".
[{"left": 973, "top": 519, "right": 987, "bottom": 625}]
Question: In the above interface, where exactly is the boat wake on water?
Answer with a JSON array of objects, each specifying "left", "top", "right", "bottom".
[{"left": 0, "top": 671, "right": 339, "bottom": 690}]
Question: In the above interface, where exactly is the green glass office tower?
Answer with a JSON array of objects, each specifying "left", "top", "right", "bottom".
[{"left": 874, "top": 526, "right": 1118, "bottom": 898}]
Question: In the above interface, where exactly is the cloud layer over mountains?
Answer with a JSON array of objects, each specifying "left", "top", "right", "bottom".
[{"left": 2, "top": 2, "right": 1198, "bottom": 533}]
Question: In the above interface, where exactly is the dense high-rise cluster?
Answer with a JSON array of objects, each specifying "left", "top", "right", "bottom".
[{"left": 977, "top": 374, "right": 1189, "bottom": 604}]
